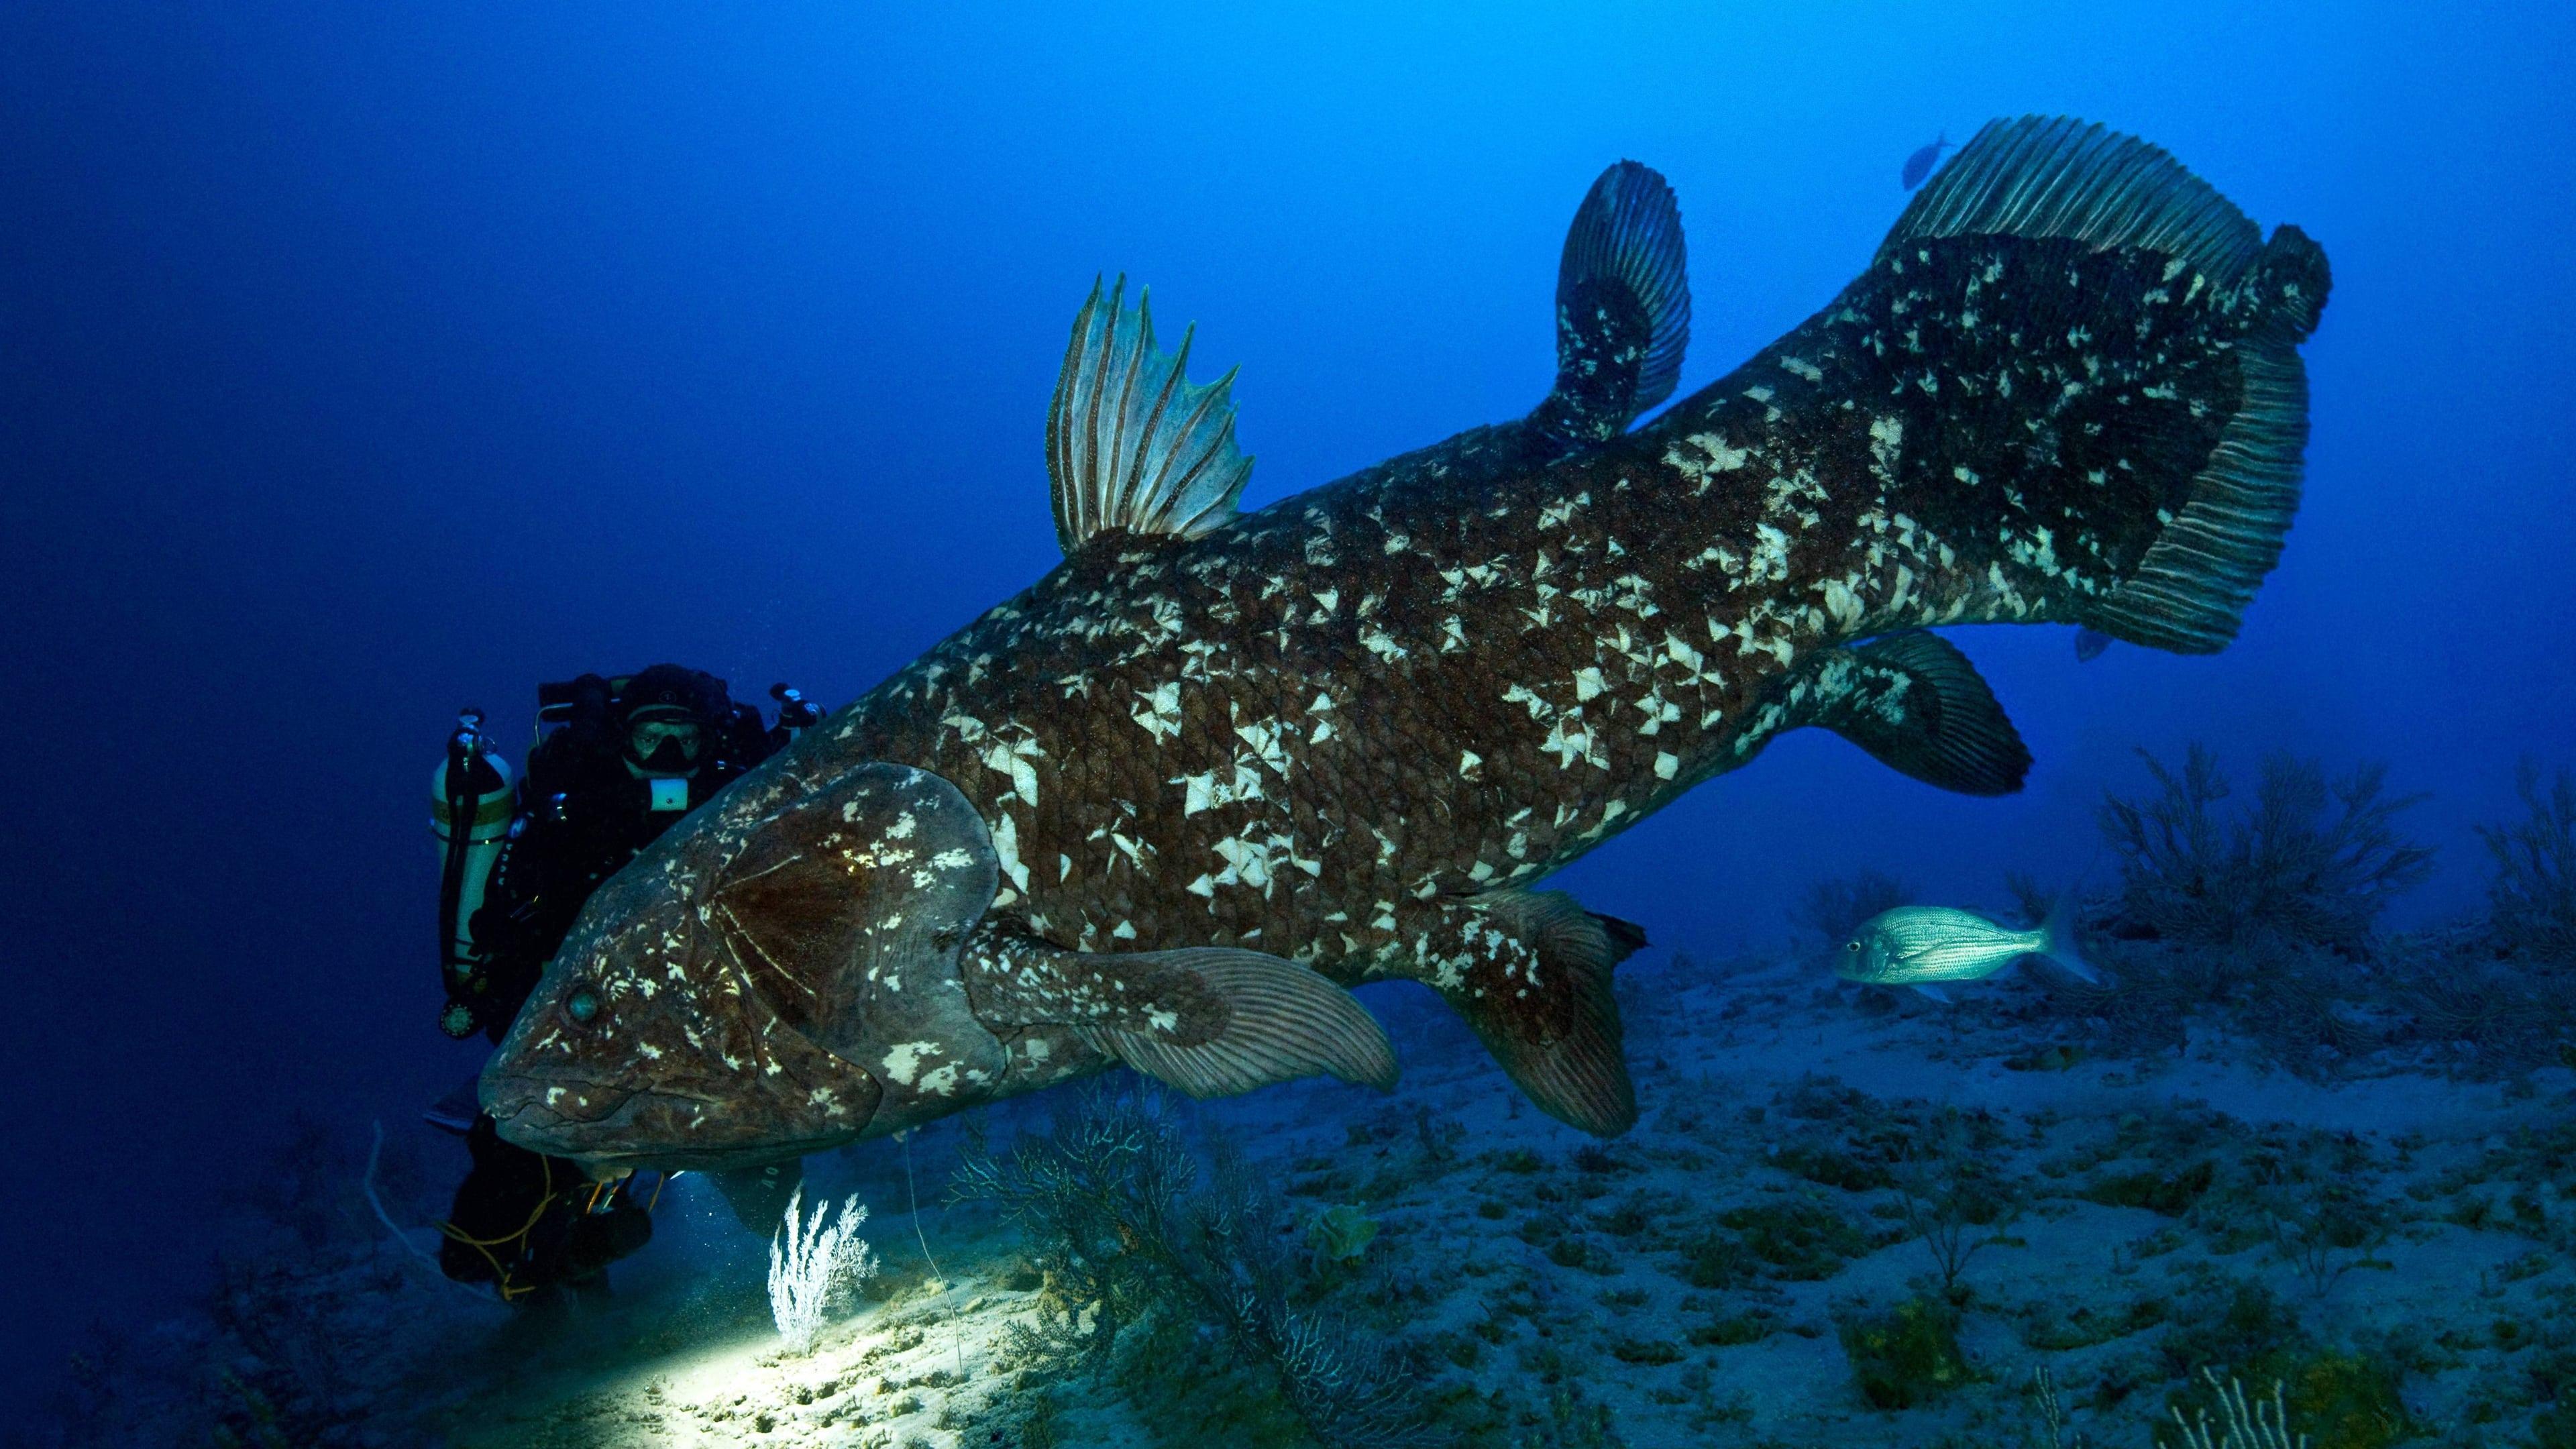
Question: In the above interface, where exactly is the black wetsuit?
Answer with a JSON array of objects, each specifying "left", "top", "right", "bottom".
[{"left": 438, "top": 669, "right": 792, "bottom": 1299}]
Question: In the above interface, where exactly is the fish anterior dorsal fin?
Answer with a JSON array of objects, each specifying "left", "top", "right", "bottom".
[
  {"left": 1044, "top": 276, "right": 1254, "bottom": 557},
  {"left": 1550, "top": 160, "right": 1691, "bottom": 429},
  {"left": 1799, "top": 631, "right": 2033, "bottom": 796}
]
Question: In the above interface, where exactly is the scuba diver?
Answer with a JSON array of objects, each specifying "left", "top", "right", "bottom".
[{"left": 429, "top": 665, "right": 823, "bottom": 1303}]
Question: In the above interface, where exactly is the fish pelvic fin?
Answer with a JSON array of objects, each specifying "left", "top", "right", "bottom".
[
  {"left": 1872, "top": 115, "right": 2329, "bottom": 654},
  {"left": 1424, "top": 891, "right": 1643, "bottom": 1138},
  {"left": 962, "top": 928, "right": 1397, "bottom": 1097},
  {"left": 1547, "top": 160, "right": 1691, "bottom": 434},
  {"left": 1792, "top": 631, "right": 2031, "bottom": 796},
  {"left": 1045, "top": 276, "right": 1254, "bottom": 556}
]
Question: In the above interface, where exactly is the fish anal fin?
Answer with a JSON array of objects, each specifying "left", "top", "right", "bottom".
[
  {"left": 1805, "top": 631, "right": 2031, "bottom": 796},
  {"left": 1045, "top": 276, "right": 1254, "bottom": 557},
  {"left": 958, "top": 928, "right": 1395, "bottom": 1098},
  {"left": 1430, "top": 890, "right": 1642, "bottom": 1138}
]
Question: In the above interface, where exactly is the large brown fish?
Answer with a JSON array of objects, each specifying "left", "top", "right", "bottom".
[{"left": 484, "top": 118, "right": 2329, "bottom": 1171}]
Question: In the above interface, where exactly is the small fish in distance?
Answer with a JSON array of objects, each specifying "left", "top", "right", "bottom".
[
  {"left": 1833, "top": 900, "right": 2096, "bottom": 1002},
  {"left": 1902, "top": 133, "right": 1954, "bottom": 190}
]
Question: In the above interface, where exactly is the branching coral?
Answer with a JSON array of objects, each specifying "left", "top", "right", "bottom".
[
  {"left": 1894, "top": 1110, "right": 2019, "bottom": 1303},
  {"left": 2480, "top": 760, "right": 2576, "bottom": 963},
  {"left": 1792, "top": 869, "right": 1915, "bottom": 946},
  {"left": 2161, "top": 1372, "right": 2308, "bottom": 1449},
  {"left": 767, "top": 1189, "right": 879, "bottom": 1354},
  {"left": 2101, "top": 746, "right": 2431, "bottom": 955},
  {"left": 954, "top": 1084, "right": 1424, "bottom": 1449}
]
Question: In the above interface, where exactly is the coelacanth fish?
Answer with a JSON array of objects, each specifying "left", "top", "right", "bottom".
[
  {"left": 1833, "top": 902, "right": 2096, "bottom": 1002},
  {"left": 482, "top": 116, "right": 2330, "bottom": 1172}
]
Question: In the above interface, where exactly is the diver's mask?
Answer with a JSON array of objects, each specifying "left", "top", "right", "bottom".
[{"left": 624, "top": 713, "right": 704, "bottom": 777}]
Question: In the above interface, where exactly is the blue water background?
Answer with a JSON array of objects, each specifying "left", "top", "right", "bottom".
[{"left": 3, "top": 0, "right": 2570, "bottom": 1409}]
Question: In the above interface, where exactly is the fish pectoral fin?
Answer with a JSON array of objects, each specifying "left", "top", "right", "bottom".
[
  {"left": 1064, "top": 947, "right": 1398, "bottom": 1098},
  {"left": 1044, "top": 276, "right": 1253, "bottom": 557},
  {"left": 1547, "top": 160, "right": 1690, "bottom": 434},
  {"left": 1424, "top": 890, "right": 1644, "bottom": 1138},
  {"left": 1807, "top": 631, "right": 2032, "bottom": 797}
]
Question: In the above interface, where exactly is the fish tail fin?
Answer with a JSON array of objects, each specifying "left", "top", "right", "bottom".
[
  {"left": 2078, "top": 219, "right": 2326, "bottom": 653},
  {"left": 2037, "top": 892, "right": 2098, "bottom": 983},
  {"left": 1832, "top": 116, "right": 2331, "bottom": 655},
  {"left": 1434, "top": 892, "right": 1644, "bottom": 1137},
  {"left": 1549, "top": 160, "right": 1691, "bottom": 433}
]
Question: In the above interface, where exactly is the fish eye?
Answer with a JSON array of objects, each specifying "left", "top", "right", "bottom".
[
  {"left": 1845, "top": 941, "right": 1862, "bottom": 953},
  {"left": 566, "top": 984, "right": 603, "bottom": 1025}
]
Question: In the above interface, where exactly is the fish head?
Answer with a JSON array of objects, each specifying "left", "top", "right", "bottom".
[
  {"left": 481, "top": 761, "right": 1008, "bottom": 1173},
  {"left": 1832, "top": 910, "right": 1912, "bottom": 983}
]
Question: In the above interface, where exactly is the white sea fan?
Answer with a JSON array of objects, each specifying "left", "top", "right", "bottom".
[{"left": 767, "top": 1188, "right": 879, "bottom": 1354}]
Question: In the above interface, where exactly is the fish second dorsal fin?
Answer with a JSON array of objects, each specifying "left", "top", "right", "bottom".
[
  {"left": 1044, "top": 276, "right": 1254, "bottom": 556},
  {"left": 1553, "top": 160, "right": 1691, "bottom": 427}
]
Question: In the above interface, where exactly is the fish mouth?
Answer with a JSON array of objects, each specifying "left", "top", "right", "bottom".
[{"left": 480, "top": 1077, "right": 680, "bottom": 1148}]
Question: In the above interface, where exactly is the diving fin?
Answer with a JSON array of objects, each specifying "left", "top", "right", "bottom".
[
  {"left": 959, "top": 929, "right": 1397, "bottom": 1098},
  {"left": 1547, "top": 160, "right": 1691, "bottom": 439},
  {"left": 1045, "top": 276, "right": 1254, "bottom": 555},
  {"left": 1811, "top": 631, "right": 2032, "bottom": 796},
  {"left": 1438, "top": 891, "right": 1644, "bottom": 1138}
]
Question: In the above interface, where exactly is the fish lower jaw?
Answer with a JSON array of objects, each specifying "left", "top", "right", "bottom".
[{"left": 484, "top": 1083, "right": 856, "bottom": 1172}]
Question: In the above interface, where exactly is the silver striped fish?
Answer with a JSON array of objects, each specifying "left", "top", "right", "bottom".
[{"left": 1834, "top": 902, "right": 2096, "bottom": 1001}]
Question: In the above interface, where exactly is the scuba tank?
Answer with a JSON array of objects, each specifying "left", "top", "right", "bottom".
[{"left": 433, "top": 707, "right": 515, "bottom": 1038}]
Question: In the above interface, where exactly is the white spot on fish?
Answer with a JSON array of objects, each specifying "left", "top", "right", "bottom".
[
  {"left": 991, "top": 812, "right": 1031, "bottom": 892},
  {"left": 881, "top": 1040, "right": 942, "bottom": 1086}
]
